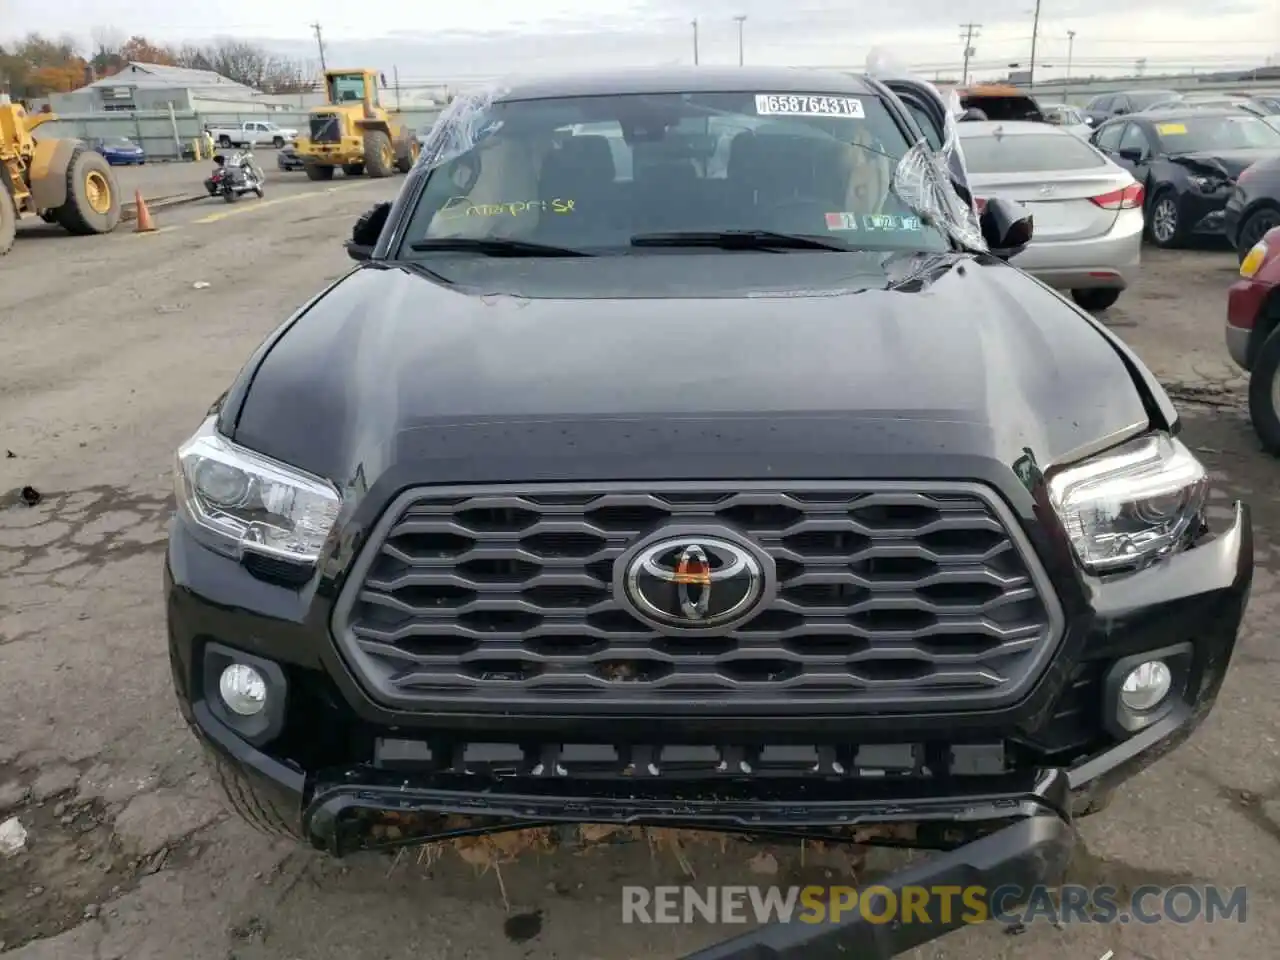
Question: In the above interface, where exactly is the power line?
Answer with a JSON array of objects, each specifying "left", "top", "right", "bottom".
[
  {"left": 310, "top": 22, "right": 327, "bottom": 73},
  {"left": 960, "top": 23, "right": 981, "bottom": 85},
  {"left": 1028, "top": 0, "right": 1042, "bottom": 88}
]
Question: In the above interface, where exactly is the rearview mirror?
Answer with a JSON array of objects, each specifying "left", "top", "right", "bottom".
[
  {"left": 346, "top": 201, "right": 392, "bottom": 262},
  {"left": 979, "top": 197, "right": 1033, "bottom": 260}
]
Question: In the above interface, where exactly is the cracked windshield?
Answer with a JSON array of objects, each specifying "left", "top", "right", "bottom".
[
  {"left": 405, "top": 93, "right": 949, "bottom": 254},
  {"left": 2, "top": 0, "right": 1280, "bottom": 959}
]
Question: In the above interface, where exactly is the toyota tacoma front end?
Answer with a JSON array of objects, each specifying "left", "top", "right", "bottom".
[{"left": 164, "top": 66, "right": 1252, "bottom": 958}]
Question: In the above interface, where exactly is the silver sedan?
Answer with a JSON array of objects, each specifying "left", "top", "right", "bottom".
[{"left": 958, "top": 120, "right": 1144, "bottom": 312}]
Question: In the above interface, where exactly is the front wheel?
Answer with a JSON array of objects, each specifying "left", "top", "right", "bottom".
[
  {"left": 1237, "top": 207, "right": 1280, "bottom": 263},
  {"left": 223, "top": 189, "right": 238, "bottom": 203},
  {"left": 273, "top": 136, "right": 284, "bottom": 148},
  {"left": 363, "top": 130, "right": 396, "bottom": 178},
  {"left": 54, "top": 145, "right": 122, "bottom": 236},
  {"left": 1147, "top": 190, "right": 1184, "bottom": 248},
  {"left": 1071, "top": 288, "right": 1122, "bottom": 312},
  {"left": 254, "top": 184, "right": 265, "bottom": 199},
  {"left": 1248, "top": 323, "right": 1280, "bottom": 456},
  {"left": 219, "top": 135, "right": 233, "bottom": 147}
]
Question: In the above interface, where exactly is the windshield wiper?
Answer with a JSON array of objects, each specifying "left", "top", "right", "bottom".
[
  {"left": 409, "top": 237, "right": 592, "bottom": 257},
  {"left": 629, "top": 230, "right": 848, "bottom": 251}
]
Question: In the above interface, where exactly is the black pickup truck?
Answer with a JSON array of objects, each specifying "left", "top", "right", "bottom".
[{"left": 165, "top": 66, "right": 1252, "bottom": 958}]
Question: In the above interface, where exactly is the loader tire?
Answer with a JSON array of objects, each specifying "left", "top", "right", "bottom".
[
  {"left": 396, "top": 137, "right": 420, "bottom": 174},
  {"left": 54, "top": 146, "right": 121, "bottom": 236},
  {"left": 0, "top": 190, "right": 15, "bottom": 256},
  {"left": 305, "top": 163, "right": 335, "bottom": 182},
  {"left": 363, "top": 130, "right": 396, "bottom": 178}
]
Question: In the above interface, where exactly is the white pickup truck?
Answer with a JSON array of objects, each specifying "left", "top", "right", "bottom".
[{"left": 205, "top": 120, "right": 299, "bottom": 149}]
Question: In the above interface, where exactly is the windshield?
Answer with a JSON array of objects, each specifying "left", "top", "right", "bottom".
[
  {"left": 960, "top": 131, "right": 1105, "bottom": 173},
  {"left": 1154, "top": 114, "right": 1280, "bottom": 153},
  {"left": 328, "top": 73, "right": 369, "bottom": 104},
  {"left": 399, "top": 91, "right": 953, "bottom": 257}
]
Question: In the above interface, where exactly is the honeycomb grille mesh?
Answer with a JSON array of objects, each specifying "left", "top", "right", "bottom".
[{"left": 332, "top": 483, "right": 1060, "bottom": 713}]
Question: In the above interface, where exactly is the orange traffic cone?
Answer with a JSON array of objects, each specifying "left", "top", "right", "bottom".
[{"left": 134, "top": 190, "right": 155, "bottom": 233}]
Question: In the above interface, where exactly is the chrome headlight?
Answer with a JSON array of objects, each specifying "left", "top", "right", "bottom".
[
  {"left": 175, "top": 418, "right": 341, "bottom": 565},
  {"left": 1047, "top": 433, "right": 1208, "bottom": 574}
]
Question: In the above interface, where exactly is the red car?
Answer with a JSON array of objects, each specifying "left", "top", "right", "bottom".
[{"left": 1227, "top": 224, "right": 1280, "bottom": 452}]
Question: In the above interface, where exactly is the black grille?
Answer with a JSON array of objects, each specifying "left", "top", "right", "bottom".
[
  {"left": 332, "top": 482, "right": 1063, "bottom": 714},
  {"left": 309, "top": 113, "right": 341, "bottom": 143}
]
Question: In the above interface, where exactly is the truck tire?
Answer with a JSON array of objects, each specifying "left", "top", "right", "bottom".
[
  {"left": 273, "top": 136, "right": 285, "bottom": 148},
  {"left": 305, "top": 163, "right": 335, "bottom": 182},
  {"left": 0, "top": 189, "right": 15, "bottom": 256},
  {"left": 363, "top": 130, "right": 396, "bottom": 178},
  {"left": 54, "top": 145, "right": 122, "bottom": 236},
  {"left": 342, "top": 163, "right": 365, "bottom": 177},
  {"left": 395, "top": 138, "right": 420, "bottom": 174},
  {"left": 219, "top": 135, "right": 233, "bottom": 147}
]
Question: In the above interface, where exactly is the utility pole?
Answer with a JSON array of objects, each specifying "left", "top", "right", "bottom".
[
  {"left": 960, "top": 23, "right": 981, "bottom": 85},
  {"left": 1028, "top": 0, "right": 1042, "bottom": 88},
  {"left": 393, "top": 65, "right": 401, "bottom": 109},
  {"left": 692, "top": 19, "right": 699, "bottom": 65},
  {"left": 1065, "top": 30, "right": 1076, "bottom": 98},
  {"left": 734, "top": 15, "right": 747, "bottom": 66},
  {"left": 311, "top": 22, "right": 327, "bottom": 73}
]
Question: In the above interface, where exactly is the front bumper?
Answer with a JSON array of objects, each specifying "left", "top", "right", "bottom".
[
  {"left": 1182, "top": 187, "right": 1235, "bottom": 236},
  {"left": 167, "top": 487, "right": 1252, "bottom": 956},
  {"left": 295, "top": 136, "right": 364, "bottom": 165}
]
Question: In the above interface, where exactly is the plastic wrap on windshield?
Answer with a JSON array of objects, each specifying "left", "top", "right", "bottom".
[
  {"left": 865, "top": 47, "right": 986, "bottom": 251},
  {"left": 417, "top": 85, "right": 508, "bottom": 171}
]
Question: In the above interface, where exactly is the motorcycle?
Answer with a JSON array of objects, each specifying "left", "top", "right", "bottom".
[{"left": 204, "top": 151, "right": 265, "bottom": 203}]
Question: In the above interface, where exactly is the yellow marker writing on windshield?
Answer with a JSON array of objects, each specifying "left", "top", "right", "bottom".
[
  {"left": 1156, "top": 123, "right": 1187, "bottom": 136},
  {"left": 439, "top": 197, "right": 575, "bottom": 220}
]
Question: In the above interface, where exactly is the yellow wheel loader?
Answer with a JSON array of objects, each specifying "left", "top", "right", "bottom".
[
  {"left": 1, "top": 102, "right": 123, "bottom": 255},
  {"left": 293, "top": 69, "right": 421, "bottom": 182}
]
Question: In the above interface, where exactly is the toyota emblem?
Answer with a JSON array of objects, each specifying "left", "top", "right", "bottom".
[{"left": 615, "top": 532, "right": 774, "bottom": 632}]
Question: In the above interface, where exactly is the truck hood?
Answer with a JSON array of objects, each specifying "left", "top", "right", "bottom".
[{"left": 229, "top": 254, "right": 1155, "bottom": 497}]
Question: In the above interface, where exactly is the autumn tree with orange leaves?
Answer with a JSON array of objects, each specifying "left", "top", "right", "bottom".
[{"left": 0, "top": 28, "right": 313, "bottom": 99}]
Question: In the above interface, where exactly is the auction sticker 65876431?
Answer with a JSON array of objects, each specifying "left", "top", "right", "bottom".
[{"left": 755, "top": 94, "right": 865, "bottom": 118}]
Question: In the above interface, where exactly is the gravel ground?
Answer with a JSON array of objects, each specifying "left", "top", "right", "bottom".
[{"left": 1, "top": 199, "right": 1277, "bottom": 960}]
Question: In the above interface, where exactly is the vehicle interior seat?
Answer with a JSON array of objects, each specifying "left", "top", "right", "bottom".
[
  {"left": 536, "top": 135, "right": 618, "bottom": 244},
  {"left": 726, "top": 133, "right": 854, "bottom": 231}
]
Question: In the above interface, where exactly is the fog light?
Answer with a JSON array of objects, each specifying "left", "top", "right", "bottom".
[
  {"left": 1120, "top": 660, "right": 1172, "bottom": 712},
  {"left": 218, "top": 663, "right": 267, "bottom": 716}
]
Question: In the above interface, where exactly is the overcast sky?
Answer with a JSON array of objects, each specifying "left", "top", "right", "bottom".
[{"left": 10, "top": 0, "right": 1280, "bottom": 85}]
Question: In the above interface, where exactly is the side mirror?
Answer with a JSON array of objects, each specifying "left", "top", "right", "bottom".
[
  {"left": 979, "top": 197, "right": 1034, "bottom": 260},
  {"left": 1118, "top": 146, "right": 1145, "bottom": 163},
  {"left": 346, "top": 201, "right": 392, "bottom": 262}
]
